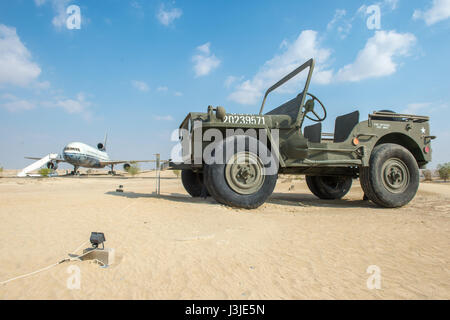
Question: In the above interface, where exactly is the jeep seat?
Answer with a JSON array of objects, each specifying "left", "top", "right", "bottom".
[
  {"left": 304, "top": 123, "right": 322, "bottom": 143},
  {"left": 333, "top": 111, "right": 359, "bottom": 143}
]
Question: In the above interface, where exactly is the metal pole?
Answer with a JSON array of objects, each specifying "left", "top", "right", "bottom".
[{"left": 155, "top": 153, "right": 160, "bottom": 195}]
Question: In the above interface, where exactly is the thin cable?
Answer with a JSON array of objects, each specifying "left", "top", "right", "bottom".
[
  {"left": 0, "top": 201, "right": 135, "bottom": 286},
  {"left": 0, "top": 262, "right": 60, "bottom": 286},
  {"left": 0, "top": 240, "right": 87, "bottom": 286}
]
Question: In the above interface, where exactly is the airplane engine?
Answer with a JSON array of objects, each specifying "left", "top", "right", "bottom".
[
  {"left": 123, "top": 163, "right": 131, "bottom": 172},
  {"left": 97, "top": 143, "right": 104, "bottom": 151},
  {"left": 47, "top": 161, "right": 58, "bottom": 170}
]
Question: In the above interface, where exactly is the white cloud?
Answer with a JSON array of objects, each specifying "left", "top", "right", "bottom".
[
  {"left": 131, "top": 1, "right": 142, "bottom": 10},
  {"left": 402, "top": 101, "right": 448, "bottom": 114},
  {"left": 228, "top": 30, "right": 333, "bottom": 105},
  {"left": 34, "top": 0, "right": 78, "bottom": 29},
  {"left": 34, "top": 80, "right": 51, "bottom": 90},
  {"left": 0, "top": 25, "right": 42, "bottom": 87},
  {"left": 47, "top": 92, "right": 92, "bottom": 114},
  {"left": 413, "top": 0, "right": 450, "bottom": 25},
  {"left": 50, "top": 0, "right": 71, "bottom": 29},
  {"left": 1, "top": 91, "right": 94, "bottom": 119},
  {"left": 197, "top": 42, "right": 210, "bottom": 54},
  {"left": 224, "top": 75, "right": 244, "bottom": 89},
  {"left": 174, "top": 91, "right": 183, "bottom": 96},
  {"left": 0, "top": 94, "right": 36, "bottom": 112},
  {"left": 157, "top": 86, "right": 168, "bottom": 92},
  {"left": 384, "top": 0, "right": 399, "bottom": 11},
  {"left": 41, "top": 92, "right": 93, "bottom": 120},
  {"left": 192, "top": 42, "right": 221, "bottom": 77},
  {"left": 402, "top": 102, "right": 432, "bottom": 115},
  {"left": 132, "top": 80, "right": 149, "bottom": 92},
  {"left": 157, "top": 4, "right": 182, "bottom": 26},
  {"left": 335, "top": 30, "right": 416, "bottom": 82},
  {"left": 154, "top": 115, "right": 174, "bottom": 121},
  {"left": 358, "top": 0, "right": 400, "bottom": 15},
  {"left": 327, "top": 9, "right": 352, "bottom": 39}
]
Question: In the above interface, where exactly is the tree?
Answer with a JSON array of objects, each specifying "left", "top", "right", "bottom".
[
  {"left": 437, "top": 163, "right": 450, "bottom": 182},
  {"left": 173, "top": 170, "right": 181, "bottom": 178}
]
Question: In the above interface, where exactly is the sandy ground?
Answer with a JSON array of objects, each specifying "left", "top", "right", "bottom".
[{"left": 0, "top": 170, "right": 449, "bottom": 300}]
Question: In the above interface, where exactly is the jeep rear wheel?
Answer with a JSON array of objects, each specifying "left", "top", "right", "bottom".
[
  {"left": 360, "top": 144, "right": 419, "bottom": 208},
  {"left": 181, "top": 169, "right": 208, "bottom": 198},
  {"left": 306, "top": 176, "right": 352, "bottom": 200}
]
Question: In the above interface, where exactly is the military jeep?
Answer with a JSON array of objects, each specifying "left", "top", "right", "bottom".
[{"left": 171, "top": 59, "right": 435, "bottom": 209}]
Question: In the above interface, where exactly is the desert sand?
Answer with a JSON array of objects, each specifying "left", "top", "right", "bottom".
[{"left": 0, "top": 169, "right": 449, "bottom": 299}]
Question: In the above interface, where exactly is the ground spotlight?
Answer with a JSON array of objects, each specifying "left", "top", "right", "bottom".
[{"left": 90, "top": 232, "right": 106, "bottom": 250}]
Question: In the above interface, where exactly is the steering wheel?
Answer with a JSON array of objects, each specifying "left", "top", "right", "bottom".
[{"left": 304, "top": 93, "right": 327, "bottom": 122}]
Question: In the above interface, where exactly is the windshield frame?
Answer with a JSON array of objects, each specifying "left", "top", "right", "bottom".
[{"left": 258, "top": 59, "right": 315, "bottom": 127}]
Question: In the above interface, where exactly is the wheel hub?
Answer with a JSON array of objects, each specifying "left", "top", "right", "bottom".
[
  {"left": 381, "top": 158, "right": 409, "bottom": 193},
  {"left": 225, "top": 152, "right": 265, "bottom": 195}
]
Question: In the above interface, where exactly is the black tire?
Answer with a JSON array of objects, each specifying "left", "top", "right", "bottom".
[
  {"left": 361, "top": 143, "right": 419, "bottom": 208},
  {"left": 203, "top": 165, "right": 227, "bottom": 204},
  {"left": 205, "top": 136, "right": 278, "bottom": 209},
  {"left": 306, "top": 176, "right": 352, "bottom": 200},
  {"left": 372, "top": 110, "right": 402, "bottom": 122},
  {"left": 359, "top": 166, "right": 382, "bottom": 205},
  {"left": 181, "top": 169, "right": 208, "bottom": 198}
]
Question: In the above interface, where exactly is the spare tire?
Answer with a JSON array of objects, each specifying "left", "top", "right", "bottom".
[{"left": 372, "top": 109, "right": 403, "bottom": 122}]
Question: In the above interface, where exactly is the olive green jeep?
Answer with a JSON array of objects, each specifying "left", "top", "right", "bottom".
[{"left": 170, "top": 59, "right": 435, "bottom": 209}]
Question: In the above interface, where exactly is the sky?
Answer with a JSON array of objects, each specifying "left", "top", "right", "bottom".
[{"left": 0, "top": 0, "right": 449, "bottom": 170}]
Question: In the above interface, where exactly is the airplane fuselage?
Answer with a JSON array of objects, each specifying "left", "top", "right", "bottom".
[{"left": 62, "top": 142, "right": 110, "bottom": 169}]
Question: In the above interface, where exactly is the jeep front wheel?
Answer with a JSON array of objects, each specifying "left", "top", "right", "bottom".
[
  {"left": 360, "top": 143, "right": 419, "bottom": 208},
  {"left": 204, "top": 138, "right": 278, "bottom": 209}
]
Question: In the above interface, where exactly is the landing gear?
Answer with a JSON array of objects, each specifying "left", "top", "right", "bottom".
[
  {"left": 71, "top": 166, "right": 80, "bottom": 176},
  {"left": 108, "top": 164, "right": 116, "bottom": 175}
]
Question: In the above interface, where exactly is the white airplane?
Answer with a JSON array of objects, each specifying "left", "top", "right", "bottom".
[{"left": 19, "top": 135, "right": 155, "bottom": 177}]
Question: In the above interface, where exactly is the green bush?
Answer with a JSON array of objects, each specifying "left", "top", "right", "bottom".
[
  {"left": 437, "top": 163, "right": 450, "bottom": 182},
  {"left": 127, "top": 164, "right": 140, "bottom": 176},
  {"left": 38, "top": 168, "right": 52, "bottom": 177},
  {"left": 423, "top": 170, "right": 433, "bottom": 181},
  {"left": 173, "top": 170, "right": 181, "bottom": 178}
]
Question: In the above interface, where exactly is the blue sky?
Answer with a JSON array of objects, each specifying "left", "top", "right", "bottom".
[{"left": 0, "top": 0, "right": 449, "bottom": 169}]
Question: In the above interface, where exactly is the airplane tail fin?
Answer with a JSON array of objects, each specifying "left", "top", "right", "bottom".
[
  {"left": 97, "top": 132, "right": 108, "bottom": 151},
  {"left": 104, "top": 132, "right": 108, "bottom": 149}
]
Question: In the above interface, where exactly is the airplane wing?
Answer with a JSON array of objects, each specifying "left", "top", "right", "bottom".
[{"left": 99, "top": 160, "right": 167, "bottom": 166}]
